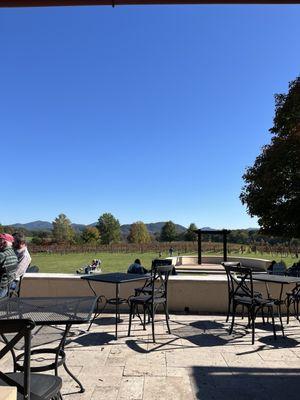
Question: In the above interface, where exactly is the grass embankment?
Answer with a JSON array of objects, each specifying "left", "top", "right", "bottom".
[{"left": 31, "top": 251, "right": 298, "bottom": 274}]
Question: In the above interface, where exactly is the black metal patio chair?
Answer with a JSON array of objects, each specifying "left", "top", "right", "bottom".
[
  {"left": 285, "top": 262, "right": 300, "bottom": 323},
  {"left": 0, "top": 319, "right": 62, "bottom": 400},
  {"left": 222, "top": 262, "right": 264, "bottom": 324},
  {"left": 286, "top": 262, "right": 300, "bottom": 278},
  {"left": 224, "top": 264, "right": 278, "bottom": 344},
  {"left": 286, "top": 284, "right": 300, "bottom": 324},
  {"left": 134, "top": 258, "right": 173, "bottom": 297},
  {"left": 128, "top": 264, "right": 173, "bottom": 342}
]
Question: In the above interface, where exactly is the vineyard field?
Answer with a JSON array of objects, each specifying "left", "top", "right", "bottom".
[{"left": 31, "top": 249, "right": 298, "bottom": 274}]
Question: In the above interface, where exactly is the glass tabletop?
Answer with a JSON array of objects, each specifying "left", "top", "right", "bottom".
[
  {"left": 0, "top": 296, "right": 97, "bottom": 326},
  {"left": 81, "top": 272, "right": 150, "bottom": 284}
]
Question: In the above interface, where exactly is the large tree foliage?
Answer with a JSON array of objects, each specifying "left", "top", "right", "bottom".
[
  {"left": 97, "top": 213, "right": 121, "bottom": 244},
  {"left": 127, "top": 221, "right": 151, "bottom": 244},
  {"left": 160, "top": 221, "right": 177, "bottom": 242},
  {"left": 81, "top": 226, "right": 100, "bottom": 243},
  {"left": 52, "top": 214, "right": 75, "bottom": 243},
  {"left": 185, "top": 223, "right": 198, "bottom": 241},
  {"left": 240, "top": 77, "right": 300, "bottom": 238}
]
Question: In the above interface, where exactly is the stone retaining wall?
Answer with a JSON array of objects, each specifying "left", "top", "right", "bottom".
[{"left": 21, "top": 273, "right": 285, "bottom": 313}]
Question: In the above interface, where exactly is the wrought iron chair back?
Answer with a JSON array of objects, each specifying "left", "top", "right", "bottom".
[
  {"left": 223, "top": 264, "right": 279, "bottom": 344},
  {"left": 225, "top": 264, "right": 254, "bottom": 300},
  {"left": 0, "top": 319, "right": 35, "bottom": 400},
  {"left": 287, "top": 262, "right": 300, "bottom": 277},
  {"left": 134, "top": 259, "right": 172, "bottom": 296},
  {"left": 150, "top": 264, "right": 173, "bottom": 301}
]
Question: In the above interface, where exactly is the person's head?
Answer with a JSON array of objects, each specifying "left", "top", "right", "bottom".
[
  {"left": 0, "top": 233, "right": 14, "bottom": 251},
  {"left": 134, "top": 259, "right": 141, "bottom": 265},
  {"left": 12, "top": 233, "right": 27, "bottom": 251}
]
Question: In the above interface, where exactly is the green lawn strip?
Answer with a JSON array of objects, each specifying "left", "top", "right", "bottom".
[
  {"left": 31, "top": 252, "right": 159, "bottom": 274},
  {"left": 30, "top": 251, "right": 298, "bottom": 274}
]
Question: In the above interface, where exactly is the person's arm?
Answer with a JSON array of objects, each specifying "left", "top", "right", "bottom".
[
  {"left": 0, "top": 252, "right": 5, "bottom": 266},
  {"left": 16, "top": 253, "right": 32, "bottom": 278}
]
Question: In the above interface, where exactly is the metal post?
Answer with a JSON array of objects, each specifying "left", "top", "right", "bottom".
[
  {"left": 223, "top": 230, "right": 227, "bottom": 262},
  {"left": 115, "top": 283, "right": 119, "bottom": 339},
  {"left": 198, "top": 230, "right": 202, "bottom": 265}
]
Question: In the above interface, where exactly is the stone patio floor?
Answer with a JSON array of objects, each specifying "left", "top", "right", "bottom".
[{"left": 2, "top": 313, "right": 300, "bottom": 400}]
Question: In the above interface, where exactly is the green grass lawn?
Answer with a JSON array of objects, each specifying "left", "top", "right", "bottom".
[
  {"left": 31, "top": 252, "right": 160, "bottom": 274},
  {"left": 31, "top": 251, "right": 299, "bottom": 273}
]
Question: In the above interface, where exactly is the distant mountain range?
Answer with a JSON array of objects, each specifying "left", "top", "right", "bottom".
[
  {"left": 10, "top": 220, "right": 188, "bottom": 235},
  {"left": 8, "top": 221, "right": 258, "bottom": 234}
]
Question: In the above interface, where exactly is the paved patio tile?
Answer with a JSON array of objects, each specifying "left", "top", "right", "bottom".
[
  {"left": 117, "top": 377, "right": 144, "bottom": 400},
  {"left": 2, "top": 313, "right": 300, "bottom": 399},
  {"left": 91, "top": 386, "right": 119, "bottom": 400},
  {"left": 143, "top": 376, "right": 194, "bottom": 400}
]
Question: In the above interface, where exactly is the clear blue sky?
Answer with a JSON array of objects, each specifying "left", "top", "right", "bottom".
[{"left": 1, "top": 4, "right": 300, "bottom": 229}]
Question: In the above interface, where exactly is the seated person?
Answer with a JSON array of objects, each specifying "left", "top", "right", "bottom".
[
  {"left": 90, "top": 259, "right": 101, "bottom": 271},
  {"left": 127, "top": 259, "right": 148, "bottom": 275},
  {"left": 267, "top": 260, "right": 276, "bottom": 274},
  {"left": 85, "top": 259, "right": 102, "bottom": 274},
  {"left": 13, "top": 233, "right": 32, "bottom": 278},
  {"left": 0, "top": 233, "right": 18, "bottom": 298},
  {"left": 10, "top": 233, "right": 32, "bottom": 292}
]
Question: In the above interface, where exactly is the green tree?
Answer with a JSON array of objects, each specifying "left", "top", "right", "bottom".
[
  {"left": 127, "top": 221, "right": 151, "bottom": 244},
  {"left": 160, "top": 221, "right": 177, "bottom": 242},
  {"left": 240, "top": 77, "right": 300, "bottom": 238},
  {"left": 81, "top": 226, "right": 100, "bottom": 243},
  {"left": 52, "top": 214, "right": 75, "bottom": 243},
  {"left": 97, "top": 213, "right": 121, "bottom": 244},
  {"left": 185, "top": 223, "right": 198, "bottom": 241}
]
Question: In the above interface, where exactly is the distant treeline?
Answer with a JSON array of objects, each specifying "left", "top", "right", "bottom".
[{"left": 1, "top": 224, "right": 299, "bottom": 247}]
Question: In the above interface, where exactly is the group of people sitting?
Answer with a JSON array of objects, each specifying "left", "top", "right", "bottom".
[
  {"left": 267, "top": 260, "right": 300, "bottom": 276},
  {"left": 76, "top": 259, "right": 102, "bottom": 274},
  {"left": 127, "top": 258, "right": 177, "bottom": 275},
  {"left": 0, "top": 232, "right": 31, "bottom": 298}
]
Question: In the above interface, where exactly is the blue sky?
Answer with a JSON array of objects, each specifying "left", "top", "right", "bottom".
[{"left": 1, "top": 4, "right": 300, "bottom": 229}]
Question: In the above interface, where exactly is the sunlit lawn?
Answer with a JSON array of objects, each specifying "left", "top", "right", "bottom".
[{"left": 31, "top": 250, "right": 298, "bottom": 273}]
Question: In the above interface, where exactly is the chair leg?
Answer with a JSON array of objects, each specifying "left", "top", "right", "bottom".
[
  {"left": 151, "top": 304, "right": 156, "bottom": 343},
  {"left": 128, "top": 302, "right": 133, "bottom": 337},
  {"left": 277, "top": 304, "right": 284, "bottom": 337},
  {"left": 226, "top": 296, "right": 232, "bottom": 323},
  {"left": 270, "top": 306, "right": 277, "bottom": 340},
  {"left": 251, "top": 308, "right": 255, "bottom": 345},
  {"left": 247, "top": 309, "right": 251, "bottom": 329},
  {"left": 287, "top": 296, "right": 291, "bottom": 324},
  {"left": 261, "top": 308, "right": 265, "bottom": 325},
  {"left": 143, "top": 306, "right": 146, "bottom": 330},
  {"left": 229, "top": 302, "right": 236, "bottom": 335},
  {"left": 164, "top": 303, "right": 171, "bottom": 334}
]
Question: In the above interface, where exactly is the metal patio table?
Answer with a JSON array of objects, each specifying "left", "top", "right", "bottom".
[
  {"left": 81, "top": 272, "right": 150, "bottom": 338},
  {"left": 0, "top": 296, "right": 97, "bottom": 393},
  {"left": 252, "top": 274, "right": 300, "bottom": 334}
]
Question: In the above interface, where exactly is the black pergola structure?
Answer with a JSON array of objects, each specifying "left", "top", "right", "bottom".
[{"left": 194, "top": 229, "right": 231, "bottom": 265}]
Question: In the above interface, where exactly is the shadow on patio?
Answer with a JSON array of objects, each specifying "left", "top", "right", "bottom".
[{"left": 191, "top": 365, "right": 300, "bottom": 400}]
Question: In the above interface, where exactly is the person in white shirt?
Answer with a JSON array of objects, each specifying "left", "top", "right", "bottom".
[{"left": 12, "top": 233, "right": 32, "bottom": 279}]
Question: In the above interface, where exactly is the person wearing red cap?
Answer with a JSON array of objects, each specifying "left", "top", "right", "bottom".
[{"left": 0, "top": 233, "right": 18, "bottom": 297}]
